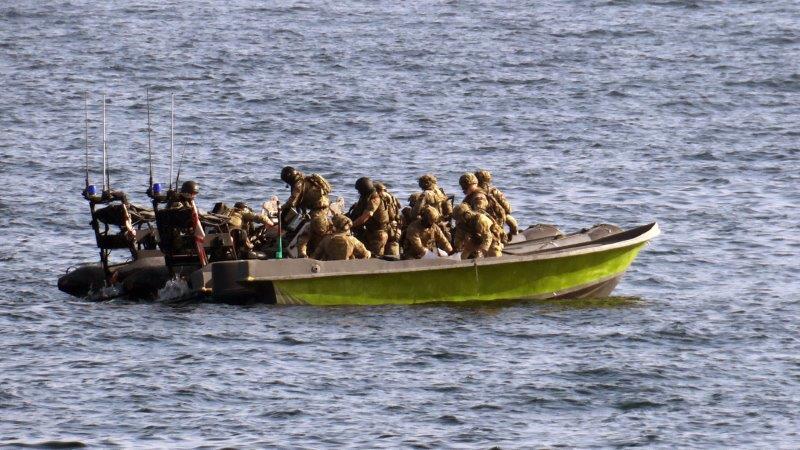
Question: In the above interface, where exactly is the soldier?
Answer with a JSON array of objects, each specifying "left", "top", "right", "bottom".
[
  {"left": 458, "top": 172, "right": 491, "bottom": 214},
  {"left": 227, "top": 202, "right": 274, "bottom": 257},
  {"left": 280, "top": 166, "right": 333, "bottom": 257},
  {"left": 475, "top": 170, "right": 519, "bottom": 237},
  {"left": 228, "top": 202, "right": 273, "bottom": 230},
  {"left": 168, "top": 180, "right": 200, "bottom": 209},
  {"left": 411, "top": 174, "right": 453, "bottom": 236},
  {"left": 452, "top": 203, "right": 504, "bottom": 259},
  {"left": 349, "top": 177, "right": 395, "bottom": 258},
  {"left": 374, "top": 181, "right": 401, "bottom": 257},
  {"left": 400, "top": 193, "right": 421, "bottom": 231},
  {"left": 402, "top": 205, "right": 453, "bottom": 259},
  {"left": 312, "top": 214, "right": 371, "bottom": 261}
]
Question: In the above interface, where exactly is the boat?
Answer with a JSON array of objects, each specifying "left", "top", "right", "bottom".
[{"left": 190, "top": 222, "right": 660, "bottom": 305}]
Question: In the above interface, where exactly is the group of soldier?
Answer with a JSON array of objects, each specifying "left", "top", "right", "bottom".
[{"left": 171, "top": 166, "right": 518, "bottom": 262}]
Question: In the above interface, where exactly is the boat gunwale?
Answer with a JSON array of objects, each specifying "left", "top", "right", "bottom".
[{"left": 238, "top": 222, "right": 660, "bottom": 284}]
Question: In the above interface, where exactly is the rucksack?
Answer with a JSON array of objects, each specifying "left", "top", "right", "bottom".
[
  {"left": 306, "top": 173, "right": 332, "bottom": 196},
  {"left": 380, "top": 190, "right": 401, "bottom": 222}
]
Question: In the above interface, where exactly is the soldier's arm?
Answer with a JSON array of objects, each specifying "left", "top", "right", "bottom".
[
  {"left": 476, "top": 218, "right": 493, "bottom": 254},
  {"left": 493, "top": 188, "right": 512, "bottom": 213},
  {"left": 408, "top": 229, "right": 426, "bottom": 259},
  {"left": 353, "top": 194, "right": 380, "bottom": 228},
  {"left": 453, "top": 226, "right": 466, "bottom": 250},
  {"left": 435, "top": 226, "right": 453, "bottom": 254},
  {"left": 351, "top": 238, "right": 371, "bottom": 259},
  {"left": 245, "top": 211, "right": 274, "bottom": 226},
  {"left": 281, "top": 181, "right": 304, "bottom": 212}
]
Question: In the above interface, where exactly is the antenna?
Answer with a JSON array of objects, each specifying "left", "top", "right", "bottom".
[
  {"left": 170, "top": 93, "right": 174, "bottom": 191},
  {"left": 102, "top": 94, "right": 108, "bottom": 191},
  {"left": 84, "top": 92, "right": 90, "bottom": 188},
  {"left": 175, "top": 140, "right": 188, "bottom": 188},
  {"left": 147, "top": 88, "right": 153, "bottom": 189}
]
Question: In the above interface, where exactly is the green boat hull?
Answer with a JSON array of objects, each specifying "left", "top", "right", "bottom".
[
  {"left": 201, "top": 222, "right": 660, "bottom": 306},
  {"left": 267, "top": 242, "right": 647, "bottom": 306}
]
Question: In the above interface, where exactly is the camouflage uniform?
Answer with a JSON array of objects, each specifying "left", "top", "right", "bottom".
[
  {"left": 411, "top": 174, "right": 453, "bottom": 241},
  {"left": 401, "top": 206, "right": 453, "bottom": 259},
  {"left": 312, "top": 214, "right": 371, "bottom": 261},
  {"left": 280, "top": 167, "right": 332, "bottom": 257},
  {"left": 453, "top": 204, "right": 504, "bottom": 259},
  {"left": 476, "top": 170, "right": 519, "bottom": 237},
  {"left": 228, "top": 203, "right": 272, "bottom": 230},
  {"left": 374, "top": 181, "right": 401, "bottom": 257},
  {"left": 459, "top": 172, "right": 506, "bottom": 244},
  {"left": 167, "top": 192, "right": 196, "bottom": 210},
  {"left": 349, "top": 177, "right": 393, "bottom": 257},
  {"left": 227, "top": 202, "right": 273, "bottom": 254},
  {"left": 167, "top": 181, "right": 201, "bottom": 210}
]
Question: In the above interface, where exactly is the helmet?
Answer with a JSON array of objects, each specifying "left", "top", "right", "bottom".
[
  {"left": 453, "top": 203, "right": 471, "bottom": 222},
  {"left": 211, "top": 202, "right": 230, "bottom": 214},
  {"left": 420, "top": 205, "right": 439, "bottom": 226},
  {"left": 181, "top": 180, "right": 199, "bottom": 195},
  {"left": 418, "top": 174, "right": 437, "bottom": 189},
  {"left": 234, "top": 201, "right": 249, "bottom": 210},
  {"left": 354, "top": 177, "right": 374, "bottom": 196},
  {"left": 459, "top": 172, "right": 478, "bottom": 190},
  {"left": 280, "top": 166, "right": 297, "bottom": 184},
  {"left": 331, "top": 213, "right": 352, "bottom": 232},
  {"left": 374, "top": 181, "right": 386, "bottom": 192},
  {"left": 408, "top": 192, "right": 421, "bottom": 207},
  {"left": 475, "top": 170, "right": 492, "bottom": 185}
]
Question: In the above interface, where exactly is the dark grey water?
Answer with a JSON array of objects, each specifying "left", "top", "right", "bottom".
[{"left": 1, "top": 0, "right": 799, "bottom": 447}]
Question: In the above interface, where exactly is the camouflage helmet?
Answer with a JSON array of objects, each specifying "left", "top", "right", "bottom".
[
  {"left": 418, "top": 174, "right": 437, "bottom": 189},
  {"left": 453, "top": 203, "right": 471, "bottom": 221},
  {"left": 459, "top": 172, "right": 478, "bottom": 190},
  {"left": 233, "top": 201, "right": 249, "bottom": 210},
  {"left": 420, "top": 205, "right": 440, "bottom": 225},
  {"left": 280, "top": 166, "right": 298, "bottom": 184},
  {"left": 408, "top": 192, "right": 422, "bottom": 207},
  {"left": 181, "top": 180, "right": 199, "bottom": 195},
  {"left": 475, "top": 170, "right": 492, "bottom": 185},
  {"left": 373, "top": 181, "right": 386, "bottom": 191},
  {"left": 331, "top": 213, "right": 352, "bottom": 232},
  {"left": 354, "top": 177, "right": 374, "bottom": 195}
]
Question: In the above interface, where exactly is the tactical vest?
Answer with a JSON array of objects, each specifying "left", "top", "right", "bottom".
[
  {"left": 467, "top": 213, "right": 503, "bottom": 244},
  {"left": 465, "top": 188, "right": 503, "bottom": 223},
  {"left": 299, "top": 175, "right": 331, "bottom": 211}
]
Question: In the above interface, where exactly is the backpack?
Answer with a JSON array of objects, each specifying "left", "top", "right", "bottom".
[
  {"left": 380, "top": 191, "right": 401, "bottom": 222},
  {"left": 307, "top": 173, "right": 332, "bottom": 196}
]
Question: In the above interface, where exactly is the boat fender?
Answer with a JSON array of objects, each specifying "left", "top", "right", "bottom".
[{"left": 57, "top": 265, "right": 106, "bottom": 297}]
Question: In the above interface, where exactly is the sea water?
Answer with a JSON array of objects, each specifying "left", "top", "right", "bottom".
[{"left": 1, "top": 0, "right": 798, "bottom": 447}]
